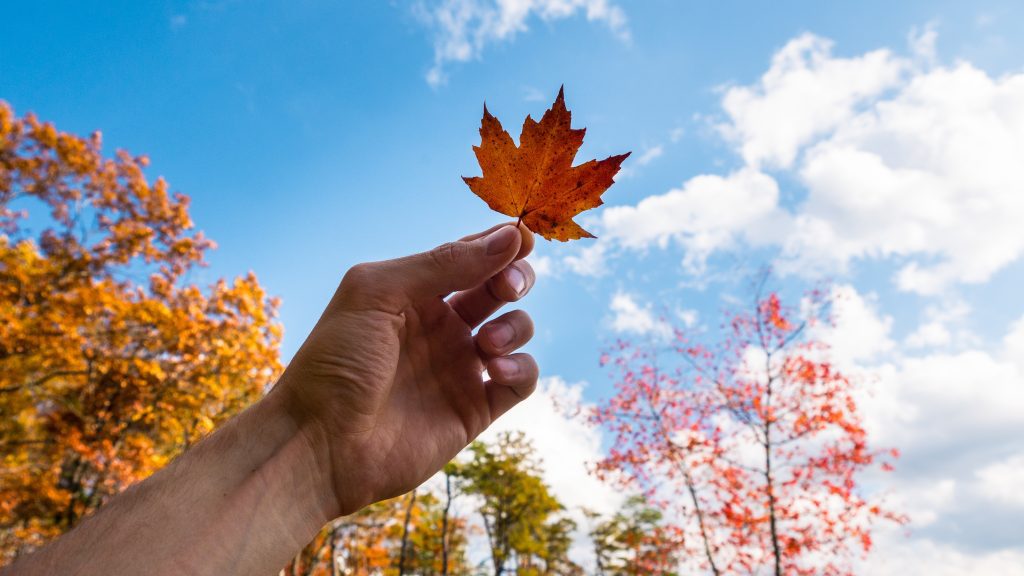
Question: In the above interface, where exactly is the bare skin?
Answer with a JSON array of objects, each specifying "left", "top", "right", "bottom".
[{"left": 5, "top": 223, "right": 538, "bottom": 576}]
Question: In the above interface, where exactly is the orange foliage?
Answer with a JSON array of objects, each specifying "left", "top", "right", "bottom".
[
  {"left": 591, "top": 285, "right": 905, "bottom": 575},
  {"left": 283, "top": 492, "right": 471, "bottom": 576},
  {"left": 0, "top": 102, "right": 282, "bottom": 562},
  {"left": 463, "top": 87, "right": 630, "bottom": 241}
]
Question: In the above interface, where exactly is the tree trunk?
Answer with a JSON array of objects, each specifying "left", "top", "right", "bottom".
[
  {"left": 398, "top": 489, "right": 418, "bottom": 576},
  {"left": 765, "top": 396, "right": 782, "bottom": 576},
  {"left": 640, "top": 364, "right": 721, "bottom": 576},
  {"left": 441, "top": 472, "right": 453, "bottom": 576}
]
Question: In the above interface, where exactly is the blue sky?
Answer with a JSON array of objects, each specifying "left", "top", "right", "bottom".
[{"left": 5, "top": 1, "right": 1024, "bottom": 571}]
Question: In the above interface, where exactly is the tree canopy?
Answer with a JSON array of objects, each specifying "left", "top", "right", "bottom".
[{"left": 0, "top": 102, "right": 283, "bottom": 561}]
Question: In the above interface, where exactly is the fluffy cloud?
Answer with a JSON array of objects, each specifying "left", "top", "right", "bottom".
[
  {"left": 861, "top": 537, "right": 1024, "bottom": 576},
  {"left": 820, "top": 287, "right": 1024, "bottom": 564},
  {"left": 1004, "top": 315, "right": 1024, "bottom": 372},
  {"left": 814, "top": 284, "right": 895, "bottom": 366},
  {"left": 574, "top": 31, "right": 1024, "bottom": 294},
  {"left": 904, "top": 299, "right": 976, "bottom": 350},
  {"left": 607, "top": 291, "right": 672, "bottom": 339},
  {"left": 975, "top": 453, "right": 1024, "bottom": 508},
  {"left": 414, "top": 0, "right": 628, "bottom": 86},
  {"left": 597, "top": 168, "right": 783, "bottom": 275},
  {"left": 526, "top": 253, "right": 555, "bottom": 277},
  {"left": 718, "top": 33, "right": 907, "bottom": 169},
  {"left": 785, "top": 60, "right": 1024, "bottom": 292}
]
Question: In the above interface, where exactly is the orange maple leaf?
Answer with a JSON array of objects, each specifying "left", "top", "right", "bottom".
[{"left": 463, "top": 87, "right": 630, "bottom": 241}]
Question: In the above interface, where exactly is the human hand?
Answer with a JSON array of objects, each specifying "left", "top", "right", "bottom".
[{"left": 276, "top": 223, "right": 538, "bottom": 517}]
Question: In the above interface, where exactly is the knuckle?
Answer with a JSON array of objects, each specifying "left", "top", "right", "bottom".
[
  {"left": 337, "top": 263, "right": 379, "bottom": 300},
  {"left": 429, "top": 241, "right": 467, "bottom": 269},
  {"left": 486, "top": 275, "right": 513, "bottom": 302}
]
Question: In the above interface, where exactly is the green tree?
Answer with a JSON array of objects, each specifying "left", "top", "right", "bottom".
[
  {"left": 587, "top": 496, "right": 681, "bottom": 576},
  {"left": 532, "top": 515, "right": 583, "bottom": 576},
  {"left": 453, "top": 431, "right": 580, "bottom": 576}
]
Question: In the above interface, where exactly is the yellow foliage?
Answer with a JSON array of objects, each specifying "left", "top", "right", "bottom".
[{"left": 0, "top": 101, "right": 283, "bottom": 562}]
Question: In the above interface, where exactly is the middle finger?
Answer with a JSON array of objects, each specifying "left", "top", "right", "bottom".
[{"left": 448, "top": 260, "right": 535, "bottom": 328}]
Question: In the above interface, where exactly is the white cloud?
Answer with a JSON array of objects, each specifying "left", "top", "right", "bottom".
[
  {"left": 617, "top": 144, "right": 664, "bottom": 178},
  {"left": 904, "top": 299, "right": 975, "bottom": 350},
  {"left": 975, "top": 453, "right": 1024, "bottom": 508},
  {"left": 607, "top": 291, "right": 672, "bottom": 339},
  {"left": 572, "top": 30, "right": 1024, "bottom": 294},
  {"left": 415, "top": 0, "right": 628, "bottom": 86},
  {"left": 908, "top": 23, "right": 939, "bottom": 63},
  {"left": 821, "top": 290, "right": 1024, "bottom": 559},
  {"left": 633, "top": 144, "right": 663, "bottom": 167},
  {"left": 862, "top": 536, "right": 1024, "bottom": 576},
  {"left": 867, "top": 350, "right": 1024, "bottom": 462},
  {"left": 812, "top": 284, "right": 895, "bottom": 367},
  {"left": 788, "top": 61, "right": 1024, "bottom": 293},
  {"left": 527, "top": 254, "right": 554, "bottom": 277},
  {"left": 904, "top": 321, "right": 952, "bottom": 349},
  {"left": 596, "top": 168, "right": 783, "bottom": 275},
  {"left": 674, "top": 306, "right": 698, "bottom": 328},
  {"left": 1004, "top": 315, "right": 1024, "bottom": 372},
  {"left": 718, "top": 33, "right": 907, "bottom": 170},
  {"left": 563, "top": 241, "right": 608, "bottom": 276},
  {"left": 887, "top": 478, "right": 956, "bottom": 528}
]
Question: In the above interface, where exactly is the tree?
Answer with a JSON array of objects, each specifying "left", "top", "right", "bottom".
[
  {"left": 392, "top": 490, "right": 471, "bottom": 576},
  {"left": 531, "top": 515, "right": 582, "bottom": 576},
  {"left": 586, "top": 496, "right": 681, "bottom": 576},
  {"left": 0, "top": 102, "right": 283, "bottom": 562},
  {"left": 452, "top": 431, "right": 580, "bottom": 576},
  {"left": 590, "top": 281, "right": 904, "bottom": 575},
  {"left": 283, "top": 489, "right": 471, "bottom": 576},
  {"left": 284, "top": 498, "right": 400, "bottom": 576}
]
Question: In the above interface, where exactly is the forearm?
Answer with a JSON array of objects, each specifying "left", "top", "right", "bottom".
[{"left": 6, "top": 386, "right": 338, "bottom": 576}]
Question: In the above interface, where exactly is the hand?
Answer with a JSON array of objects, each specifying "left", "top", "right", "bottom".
[{"left": 276, "top": 223, "right": 538, "bottom": 517}]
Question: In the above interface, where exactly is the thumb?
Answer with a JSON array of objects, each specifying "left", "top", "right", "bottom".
[{"left": 384, "top": 225, "right": 522, "bottom": 300}]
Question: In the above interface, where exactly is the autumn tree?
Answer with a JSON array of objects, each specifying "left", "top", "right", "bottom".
[
  {"left": 284, "top": 498, "right": 399, "bottom": 576},
  {"left": 452, "top": 431, "right": 581, "bottom": 576},
  {"left": 282, "top": 489, "right": 471, "bottom": 576},
  {"left": 590, "top": 282, "right": 904, "bottom": 575},
  {"left": 392, "top": 490, "right": 471, "bottom": 575},
  {"left": 586, "top": 496, "right": 681, "bottom": 576},
  {"left": 0, "top": 102, "right": 283, "bottom": 562}
]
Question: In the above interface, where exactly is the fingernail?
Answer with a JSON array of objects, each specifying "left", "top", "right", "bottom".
[
  {"left": 486, "top": 226, "right": 518, "bottom": 255},
  {"left": 505, "top": 265, "right": 527, "bottom": 295},
  {"left": 487, "top": 322, "right": 515, "bottom": 349},
  {"left": 492, "top": 357, "right": 520, "bottom": 377}
]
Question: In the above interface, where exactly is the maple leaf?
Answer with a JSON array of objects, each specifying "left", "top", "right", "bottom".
[{"left": 463, "top": 87, "right": 630, "bottom": 241}]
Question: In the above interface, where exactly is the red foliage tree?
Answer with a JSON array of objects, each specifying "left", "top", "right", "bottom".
[{"left": 590, "top": 284, "right": 904, "bottom": 575}]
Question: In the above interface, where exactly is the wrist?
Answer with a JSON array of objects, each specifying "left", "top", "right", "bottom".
[
  {"left": 268, "top": 380, "right": 374, "bottom": 517},
  {"left": 258, "top": 384, "right": 345, "bottom": 520}
]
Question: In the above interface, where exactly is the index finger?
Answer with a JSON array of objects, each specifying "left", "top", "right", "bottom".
[{"left": 460, "top": 221, "right": 534, "bottom": 261}]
